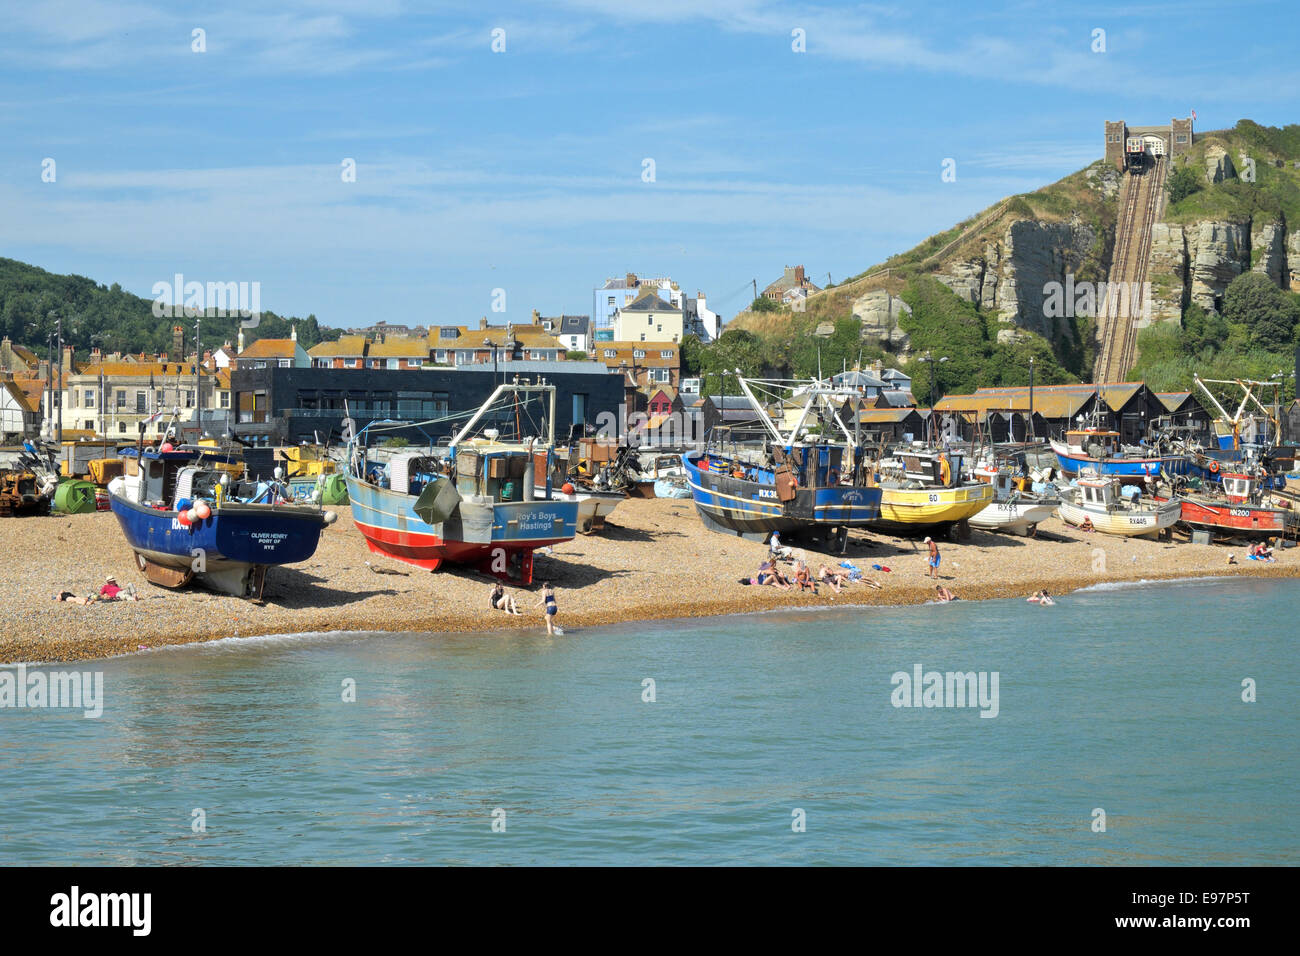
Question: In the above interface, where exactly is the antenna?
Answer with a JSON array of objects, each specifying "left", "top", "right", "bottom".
[{"left": 751, "top": 279, "right": 757, "bottom": 303}]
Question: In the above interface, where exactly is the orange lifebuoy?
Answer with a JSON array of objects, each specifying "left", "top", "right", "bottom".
[{"left": 1209, "top": 460, "right": 1220, "bottom": 474}]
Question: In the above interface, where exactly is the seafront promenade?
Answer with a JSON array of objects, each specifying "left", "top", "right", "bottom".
[{"left": 2, "top": 497, "right": 1295, "bottom": 663}]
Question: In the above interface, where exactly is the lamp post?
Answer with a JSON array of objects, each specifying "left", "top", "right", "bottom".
[
  {"left": 1028, "top": 355, "right": 1035, "bottom": 443},
  {"left": 484, "top": 337, "right": 498, "bottom": 383}
]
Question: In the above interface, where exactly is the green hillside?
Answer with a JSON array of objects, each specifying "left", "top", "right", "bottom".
[{"left": 0, "top": 257, "right": 339, "bottom": 359}]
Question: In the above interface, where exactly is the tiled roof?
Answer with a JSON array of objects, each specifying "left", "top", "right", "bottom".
[
  {"left": 428, "top": 325, "right": 563, "bottom": 350},
  {"left": 238, "top": 338, "right": 300, "bottom": 359},
  {"left": 2, "top": 378, "right": 39, "bottom": 413},
  {"left": 621, "top": 290, "right": 678, "bottom": 312},
  {"left": 857, "top": 408, "right": 923, "bottom": 424},
  {"left": 308, "top": 335, "right": 369, "bottom": 357},
  {"left": 592, "top": 342, "right": 680, "bottom": 368},
  {"left": 367, "top": 337, "right": 430, "bottom": 358}
]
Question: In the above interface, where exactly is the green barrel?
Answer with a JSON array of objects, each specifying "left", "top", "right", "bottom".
[
  {"left": 54, "top": 479, "right": 98, "bottom": 515},
  {"left": 320, "top": 473, "right": 350, "bottom": 505}
]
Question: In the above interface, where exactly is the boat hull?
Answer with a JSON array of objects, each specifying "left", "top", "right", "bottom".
[
  {"left": 1050, "top": 439, "right": 1186, "bottom": 479},
  {"left": 108, "top": 493, "right": 326, "bottom": 595},
  {"left": 869, "top": 484, "right": 994, "bottom": 535},
  {"left": 1166, "top": 495, "right": 1295, "bottom": 539},
  {"left": 1057, "top": 495, "right": 1181, "bottom": 537},
  {"left": 682, "top": 451, "right": 882, "bottom": 542},
  {"left": 346, "top": 476, "right": 578, "bottom": 581},
  {"left": 968, "top": 499, "right": 1058, "bottom": 535}
]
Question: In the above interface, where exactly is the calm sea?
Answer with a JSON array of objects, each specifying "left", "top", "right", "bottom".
[{"left": 1, "top": 576, "right": 1296, "bottom": 865}]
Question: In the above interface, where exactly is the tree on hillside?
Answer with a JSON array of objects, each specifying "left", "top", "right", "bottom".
[
  {"left": 1166, "top": 162, "right": 1201, "bottom": 204},
  {"left": 1222, "top": 272, "right": 1300, "bottom": 351},
  {"left": 697, "top": 328, "right": 765, "bottom": 395},
  {"left": 749, "top": 296, "right": 779, "bottom": 313}
]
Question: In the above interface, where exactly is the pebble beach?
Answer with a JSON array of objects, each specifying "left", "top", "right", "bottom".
[{"left": 1, "top": 497, "right": 1296, "bottom": 664}]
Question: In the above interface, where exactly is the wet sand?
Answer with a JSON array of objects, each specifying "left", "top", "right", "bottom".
[{"left": 1, "top": 497, "right": 1296, "bottom": 663}]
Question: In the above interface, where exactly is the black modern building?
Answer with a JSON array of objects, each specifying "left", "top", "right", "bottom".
[{"left": 231, "top": 361, "right": 625, "bottom": 448}]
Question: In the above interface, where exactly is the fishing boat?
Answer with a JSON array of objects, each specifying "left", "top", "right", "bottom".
[
  {"left": 625, "top": 452, "right": 686, "bottom": 498},
  {"left": 532, "top": 439, "right": 625, "bottom": 535},
  {"left": 1157, "top": 469, "right": 1296, "bottom": 541},
  {"left": 107, "top": 448, "right": 332, "bottom": 597},
  {"left": 966, "top": 461, "right": 1060, "bottom": 536},
  {"left": 653, "top": 474, "right": 691, "bottom": 498},
  {"left": 870, "top": 446, "right": 994, "bottom": 537},
  {"left": 345, "top": 381, "right": 579, "bottom": 582},
  {"left": 1050, "top": 428, "right": 1188, "bottom": 480},
  {"left": 1057, "top": 473, "right": 1180, "bottom": 538},
  {"left": 682, "top": 377, "right": 882, "bottom": 549}
]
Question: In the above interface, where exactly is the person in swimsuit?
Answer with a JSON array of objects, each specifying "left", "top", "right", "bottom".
[
  {"left": 756, "top": 561, "right": 791, "bottom": 589},
  {"left": 538, "top": 582, "right": 559, "bottom": 635},
  {"left": 489, "top": 582, "right": 519, "bottom": 614},
  {"left": 934, "top": 585, "right": 957, "bottom": 602},
  {"left": 925, "top": 537, "right": 940, "bottom": 579}
]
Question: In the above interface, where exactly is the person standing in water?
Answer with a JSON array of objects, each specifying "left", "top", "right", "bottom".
[
  {"left": 538, "top": 581, "right": 559, "bottom": 635},
  {"left": 925, "top": 536, "right": 940, "bottom": 579}
]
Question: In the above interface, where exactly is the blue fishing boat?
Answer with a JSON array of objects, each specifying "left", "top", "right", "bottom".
[
  {"left": 682, "top": 377, "right": 882, "bottom": 550},
  {"left": 345, "top": 381, "right": 579, "bottom": 583},
  {"left": 1050, "top": 428, "right": 1189, "bottom": 480},
  {"left": 108, "top": 448, "right": 332, "bottom": 598}
]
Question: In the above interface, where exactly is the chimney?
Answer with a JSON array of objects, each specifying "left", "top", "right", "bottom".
[
  {"left": 794, "top": 265, "right": 806, "bottom": 285},
  {"left": 62, "top": 344, "right": 74, "bottom": 372},
  {"left": 90, "top": 347, "right": 102, "bottom": 363},
  {"left": 291, "top": 324, "right": 297, "bottom": 343},
  {"left": 237, "top": 329, "right": 245, "bottom": 354},
  {"left": 626, "top": 272, "right": 637, "bottom": 287},
  {"left": 531, "top": 309, "right": 540, "bottom": 325},
  {"left": 170, "top": 325, "right": 184, "bottom": 362},
  {"left": 479, "top": 316, "right": 488, "bottom": 331}
]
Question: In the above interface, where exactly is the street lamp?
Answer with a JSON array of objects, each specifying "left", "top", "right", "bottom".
[
  {"left": 484, "top": 337, "right": 498, "bottom": 382},
  {"left": 1028, "top": 354, "right": 1035, "bottom": 442}
]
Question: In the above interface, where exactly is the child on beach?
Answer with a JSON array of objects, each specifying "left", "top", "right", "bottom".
[
  {"left": 489, "top": 582, "right": 520, "bottom": 615},
  {"left": 925, "top": 537, "right": 940, "bottom": 579},
  {"left": 538, "top": 582, "right": 559, "bottom": 635}
]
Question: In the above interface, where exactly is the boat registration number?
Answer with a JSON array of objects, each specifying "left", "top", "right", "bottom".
[
  {"left": 1230, "top": 509, "right": 1252, "bottom": 517},
  {"left": 929, "top": 493, "right": 940, "bottom": 503},
  {"left": 1129, "top": 518, "right": 1148, "bottom": 525}
]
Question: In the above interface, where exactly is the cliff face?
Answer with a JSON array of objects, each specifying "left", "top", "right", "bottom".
[
  {"left": 932, "top": 217, "right": 1099, "bottom": 345},
  {"left": 1143, "top": 216, "right": 1291, "bottom": 317}
]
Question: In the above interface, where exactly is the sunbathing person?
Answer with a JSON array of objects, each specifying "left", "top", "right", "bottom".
[
  {"left": 489, "top": 582, "right": 520, "bottom": 614},
  {"left": 817, "top": 565, "right": 847, "bottom": 593},
  {"left": 756, "top": 561, "right": 791, "bottom": 589},
  {"left": 98, "top": 576, "right": 139, "bottom": 602},
  {"left": 793, "top": 561, "right": 816, "bottom": 593}
]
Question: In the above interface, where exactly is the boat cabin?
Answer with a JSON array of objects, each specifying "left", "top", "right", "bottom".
[
  {"left": 1220, "top": 473, "right": 1257, "bottom": 504},
  {"left": 1063, "top": 429, "right": 1121, "bottom": 459},
  {"left": 896, "top": 448, "right": 966, "bottom": 487},
  {"left": 1076, "top": 476, "right": 1124, "bottom": 510},
  {"left": 452, "top": 445, "right": 538, "bottom": 502}
]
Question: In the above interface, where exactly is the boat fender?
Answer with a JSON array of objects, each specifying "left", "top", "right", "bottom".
[{"left": 323, "top": 510, "right": 338, "bottom": 524}]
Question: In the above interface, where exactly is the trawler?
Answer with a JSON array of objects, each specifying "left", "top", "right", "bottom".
[
  {"left": 681, "top": 377, "right": 881, "bottom": 551},
  {"left": 870, "top": 445, "right": 993, "bottom": 537},
  {"left": 345, "top": 380, "right": 579, "bottom": 582}
]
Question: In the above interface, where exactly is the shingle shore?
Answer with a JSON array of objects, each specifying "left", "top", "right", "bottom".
[{"left": 1, "top": 498, "right": 1293, "bottom": 663}]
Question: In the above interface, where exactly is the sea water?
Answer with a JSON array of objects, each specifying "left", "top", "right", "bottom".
[{"left": 0, "top": 576, "right": 1296, "bottom": 865}]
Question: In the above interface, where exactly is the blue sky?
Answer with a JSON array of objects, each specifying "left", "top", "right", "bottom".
[{"left": 2, "top": 0, "right": 1296, "bottom": 331}]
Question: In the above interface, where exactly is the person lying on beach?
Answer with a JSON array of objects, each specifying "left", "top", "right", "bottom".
[
  {"left": 934, "top": 585, "right": 958, "bottom": 602},
  {"left": 489, "top": 582, "right": 520, "bottom": 615},
  {"left": 52, "top": 590, "right": 93, "bottom": 605},
  {"left": 793, "top": 561, "right": 816, "bottom": 593},
  {"left": 817, "top": 565, "right": 848, "bottom": 593},
  {"left": 98, "top": 576, "right": 139, "bottom": 602},
  {"left": 755, "top": 561, "right": 791, "bottom": 589}
]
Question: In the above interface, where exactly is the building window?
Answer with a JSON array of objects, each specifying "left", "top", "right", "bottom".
[
  {"left": 660, "top": 350, "right": 673, "bottom": 359},
  {"left": 607, "top": 297, "right": 615, "bottom": 307},
  {"left": 634, "top": 349, "right": 645, "bottom": 359},
  {"left": 118, "top": 421, "right": 126, "bottom": 433},
  {"left": 84, "top": 389, "right": 95, "bottom": 407},
  {"left": 651, "top": 368, "right": 670, "bottom": 383},
  {"left": 647, "top": 316, "right": 653, "bottom": 325},
  {"left": 387, "top": 359, "right": 399, "bottom": 370},
  {"left": 1175, "top": 134, "right": 1187, "bottom": 143},
  {"left": 278, "top": 359, "right": 290, "bottom": 368},
  {"left": 220, "top": 392, "right": 230, "bottom": 408},
  {"left": 604, "top": 349, "right": 616, "bottom": 359},
  {"left": 435, "top": 350, "right": 447, "bottom": 362},
  {"left": 135, "top": 391, "right": 146, "bottom": 413},
  {"left": 639, "top": 333, "right": 645, "bottom": 342},
  {"left": 116, "top": 390, "right": 126, "bottom": 409},
  {"left": 656, "top": 325, "right": 662, "bottom": 333}
]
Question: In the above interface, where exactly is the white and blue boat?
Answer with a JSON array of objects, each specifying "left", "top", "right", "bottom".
[
  {"left": 345, "top": 381, "right": 579, "bottom": 583},
  {"left": 1050, "top": 428, "right": 1189, "bottom": 480},
  {"left": 682, "top": 377, "right": 882, "bottom": 550},
  {"left": 108, "top": 448, "right": 332, "bottom": 598}
]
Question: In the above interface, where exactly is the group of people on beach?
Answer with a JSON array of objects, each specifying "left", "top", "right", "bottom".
[
  {"left": 53, "top": 575, "right": 140, "bottom": 606},
  {"left": 750, "top": 532, "right": 884, "bottom": 595},
  {"left": 489, "top": 580, "right": 562, "bottom": 635}
]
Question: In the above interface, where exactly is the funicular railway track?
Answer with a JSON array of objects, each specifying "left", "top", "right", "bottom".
[{"left": 1094, "top": 155, "right": 1165, "bottom": 383}]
